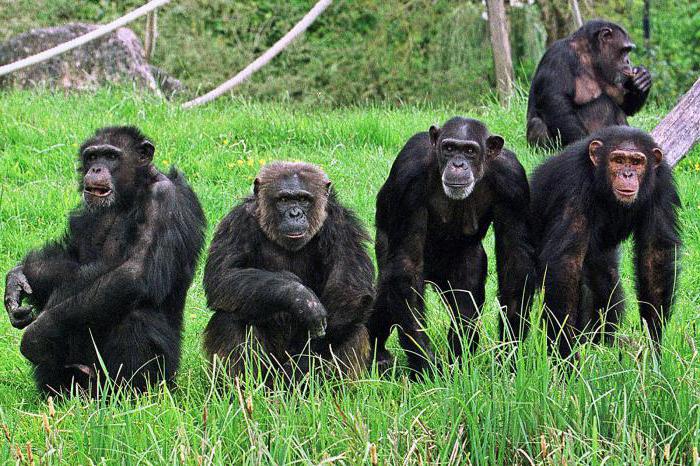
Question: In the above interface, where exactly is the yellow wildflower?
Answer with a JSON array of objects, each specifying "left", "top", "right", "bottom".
[
  {"left": 223, "top": 139, "right": 229, "bottom": 145},
  {"left": 247, "top": 159, "right": 254, "bottom": 166},
  {"left": 259, "top": 159, "right": 266, "bottom": 165},
  {"left": 237, "top": 159, "right": 244, "bottom": 166}
]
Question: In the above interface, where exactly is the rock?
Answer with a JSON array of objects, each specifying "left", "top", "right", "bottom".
[{"left": 0, "top": 23, "right": 162, "bottom": 94}]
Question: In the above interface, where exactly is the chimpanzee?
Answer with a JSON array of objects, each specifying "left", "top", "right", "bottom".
[
  {"left": 368, "top": 117, "right": 536, "bottom": 374},
  {"left": 530, "top": 126, "right": 680, "bottom": 358},
  {"left": 3, "top": 126, "right": 206, "bottom": 395},
  {"left": 526, "top": 20, "right": 652, "bottom": 148},
  {"left": 203, "top": 162, "right": 374, "bottom": 382}
]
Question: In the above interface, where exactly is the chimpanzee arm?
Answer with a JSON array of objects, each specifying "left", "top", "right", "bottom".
[
  {"left": 539, "top": 205, "right": 590, "bottom": 358},
  {"left": 203, "top": 206, "right": 326, "bottom": 330},
  {"left": 621, "top": 66, "right": 652, "bottom": 115},
  {"left": 27, "top": 178, "right": 204, "bottom": 331},
  {"left": 316, "top": 205, "right": 374, "bottom": 342},
  {"left": 4, "top": 235, "right": 81, "bottom": 329},
  {"left": 532, "top": 66, "right": 588, "bottom": 145},
  {"left": 373, "top": 203, "right": 430, "bottom": 370},
  {"left": 20, "top": 239, "right": 80, "bottom": 309},
  {"left": 491, "top": 154, "right": 536, "bottom": 343},
  {"left": 634, "top": 170, "right": 681, "bottom": 347}
]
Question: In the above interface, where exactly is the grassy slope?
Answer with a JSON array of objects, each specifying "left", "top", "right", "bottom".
[{"left": 0, "top": 90, "right": 698, "bottom": 464}]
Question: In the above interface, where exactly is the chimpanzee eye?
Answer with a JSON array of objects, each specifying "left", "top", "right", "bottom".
[
  {"left": 467, "top": 147, "right": 474, "bottom": 154},
  {"left": 445, "top": 145, "right": 453, "bottom": 152}
]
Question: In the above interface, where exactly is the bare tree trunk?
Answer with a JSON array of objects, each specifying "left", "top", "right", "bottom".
[
  {"left": 569, "top": 0, "right": 583, "bottom": 27},
  {"left": 651, "top": 77, "right": 700, "bottom": 167},
  {"left": 144, "top": 10, "right": 158, "bottom": 61},
  {"left": 538, "top": 0, "right": 570, "bottom": 46},
  {"left": 643, "top": 0, "right": 650, "bottom": 51},
  {"left": 486, "top": 0, "right": 514, "bottom": 103}
]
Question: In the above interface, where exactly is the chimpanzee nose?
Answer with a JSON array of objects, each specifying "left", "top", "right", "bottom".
[
  {"left": 90, "top": 167, "right": 103, "bottom": 174},
  {"left": 622, "top": 171, "right": 633, "bottom": 179},
  {"left": 289, "top": 207, "right": 302, "bottom": 219},
  {"left": 452, "top": 159, "right": 466, "bottom": 169}
]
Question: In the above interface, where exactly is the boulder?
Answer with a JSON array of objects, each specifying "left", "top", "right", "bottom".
[{"left": 0, "top": 23, "right": 173, "bottom": 95}]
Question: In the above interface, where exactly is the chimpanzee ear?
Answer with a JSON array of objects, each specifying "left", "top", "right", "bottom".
[
  {"left": 598, "top": 27, "right": 613, "bottom": 42},
  {"left": 485, "top": 135, "right": 504, "bottom": 160},
  {"left": 253, "top": 178, "right": 261, "bottom": 196},
  {"left": 429, "top": 125, "right": 440, "bottom": 146},
  {"left": 652, "top": 147, "right": 664, "bottom": 167},
  {"left": 325, "top": 180, "right": 332, "bottom": 196},
  {"left": 138, "top": 140, "right": 155, "bottom": 165},
  {"left": 588, "top": 139, "right": 603, "bottom": 166}
]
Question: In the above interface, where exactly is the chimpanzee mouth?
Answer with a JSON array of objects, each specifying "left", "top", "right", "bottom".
[
  {"left": 615, "top": 188, "right": 637, "bottom": 197},
  {"left": 284, "top": 232, "right": 306, "bottom": 239},
  {"left": 84, "top": 185, "right": 113, "bottom": 197},
  {"left": 442, "top": 177, "right": 475, "bottom": 200}
]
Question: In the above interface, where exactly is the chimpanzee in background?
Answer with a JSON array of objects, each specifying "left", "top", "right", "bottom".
[
  {"left": 4, "top": 126, "right": 206, "bottom": 395},
  {"left": 526, "top": 20, "right": 652, "bottom": 148},
  {"left": 368, "top": 117, "right": 536, "bottom": 374},
  {"left": 530, "top": 126, "right": 680, "bottom": 358},
  {"left": 203, "top": 162, "right": 374, "bottom": 382}
]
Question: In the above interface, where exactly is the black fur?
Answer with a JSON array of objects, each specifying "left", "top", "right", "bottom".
[
  {"left": 526, "top": 20, "right": 651, "bottom": 148},
  {"left": 5, "top": 126, "right": 206, "bottom": 395},
  {"left": 368, "top": 117, "right": 536, "bottom": 374},
  {"left": 530, "top": 126, "right": 681, "bottom": 357},
  {"left": 203, "top": 163, "right": 374, "bottom": 382}
]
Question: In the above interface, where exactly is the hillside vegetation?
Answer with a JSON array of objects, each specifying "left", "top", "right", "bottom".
[{"left": 1, "top": 0, "right": 698, "bottom": 106}]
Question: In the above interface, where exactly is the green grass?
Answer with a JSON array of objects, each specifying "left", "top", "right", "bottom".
[{"left": 0, "top": 90, "right": 699, "bottom": 464}]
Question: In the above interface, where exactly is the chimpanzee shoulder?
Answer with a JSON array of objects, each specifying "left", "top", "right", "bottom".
[
  {"left": 317, "top": 191, "right": 373, "bottom": 267},
  {"left": 637, "top": 158, "right": 680, "bottom": 244},
  {"left": 529, "top": 139, "right": 598, "bottom": 234},
  {"left": 375, "top": 132, "right": 433, "bottom": 230},
  {"left": 534, "top": 38, "right": 579, "bottom": 78},
  {"left": 209, "top": 198, "right": 263, "bottom": 251},
  {"left": 485, "top": 148, "right": 530, "bottom": 205}
]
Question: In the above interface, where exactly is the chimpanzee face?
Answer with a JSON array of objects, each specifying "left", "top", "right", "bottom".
[
  {"left": 596, "top": 26, "right": 635, "bottom": 85},
  {"left": 79, "top": 130, "right": 154, "bottom": 210},
  {"left": 589, "top": 138, "right": 662, "bottom": 206},
  {"left": 429, "top": 119, "right": 504, "bottom": 200},
  {"left": 255, "top": 169, "right": 331, "bottom": 251}
]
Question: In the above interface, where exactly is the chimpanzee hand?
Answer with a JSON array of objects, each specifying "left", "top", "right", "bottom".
[
  {"left": 4, "top": 266, "right": 35, "bottom": 329},
  {"left": 628, "top": 66, "right": 652, "bottom": 93},
  {"left": 19, "top": 312, "right": 63, "bottom": 365},
  {"left": 290, "top": 284, "right": 328, "bottom": 339},
  {"left": 281, "top": 353, "right": 312, "bottom": 383}
]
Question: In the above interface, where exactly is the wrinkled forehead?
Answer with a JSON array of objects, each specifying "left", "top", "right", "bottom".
[
  {"left": 441, "top": 121, "right": 486, "bottom": 143},
  {"left": 263, "top": 171, "right": 328, "bottom": 195},
  {"left": 277, "top": 173, "right": 308, "bottom": 191},
  {"left": 610, "top": 140, "right": 644, "bottom": 153},
  {"left": 607, "top": 140, "right": 647, "bottom": 161},
  {"left": 81, "top": 133, "right": 133, "bottom": 154}
]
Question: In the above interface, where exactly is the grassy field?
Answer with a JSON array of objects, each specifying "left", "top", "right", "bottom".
[{"left": 0, "top": 90, "right": 698, "bottom": 464}]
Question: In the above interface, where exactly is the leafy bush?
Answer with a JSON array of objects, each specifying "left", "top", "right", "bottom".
[{"left": 0, "top": 0, "right": 696, "bottom": 106}]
